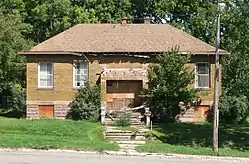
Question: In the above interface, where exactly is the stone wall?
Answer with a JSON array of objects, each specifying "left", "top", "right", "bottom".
[{"left": 26, "top": 101, "right": 70, "bottom": 119}]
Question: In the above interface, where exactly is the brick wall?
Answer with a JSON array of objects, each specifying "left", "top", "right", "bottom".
[{"left": 26, "top": 54, "right": 220, "bottom": 118}]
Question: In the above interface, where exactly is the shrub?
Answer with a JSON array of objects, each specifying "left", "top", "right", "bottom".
[
  {"left": 143, "top": 49, "right": 199, "bottom": 121},
  {"left": 113, "top": 112, "right": 131, "bottom": 127},
  {"left": 66, "top": 84, "right": 100, "bottom": 121},
  {"left": 219, "top": 95, "right": 249, "bottom": 124},
  {"left": 0, "top": 83, "right": 26, "bottom": 118}
]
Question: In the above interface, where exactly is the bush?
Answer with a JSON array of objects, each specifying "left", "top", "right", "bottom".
[
  {"left": 219, "top": 95, "right": 249, "bottom": 124},
  {"left": 66, "top": 84, "right": 100, "bottom": 121},
  {"left": 0, "top": 83, "right": 26, "bottom": 118},
  {"left": 113, "top": 112, "right": 131, "bottom": 127},
  {"left": 144, "top": 49, "right": 199, "bottom": 121}
]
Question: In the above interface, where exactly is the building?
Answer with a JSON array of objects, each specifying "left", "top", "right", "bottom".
[{"left": 20, "top": 17, "right": 228, "bottom": 122}]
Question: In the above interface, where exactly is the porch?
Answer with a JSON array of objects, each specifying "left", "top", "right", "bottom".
[{"left": 100, "top": 68, "right": 150, "bottom": 126}]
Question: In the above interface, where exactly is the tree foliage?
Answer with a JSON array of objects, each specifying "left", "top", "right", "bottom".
[
  {"left": 145, "top": 50, "right": 199, "bottom": 121},
  {"left": 0, "top": 4, "right": 31, "bottom": 117},
  {"left": 219, "top": 95, "right": 249, "bottom": 124},
  {"left": 67, "top": 84, "right": 101, "bottom": 121}
]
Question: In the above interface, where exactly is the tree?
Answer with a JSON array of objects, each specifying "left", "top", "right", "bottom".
[
  {"left": 145, "top": 49, "right": 199, "bottom": 121},
  {"left": 0, "top": 7, "right": 31, "bottom": 117},
  {"left": 219, "top": 95, "right": 249, "bottom": 124}
]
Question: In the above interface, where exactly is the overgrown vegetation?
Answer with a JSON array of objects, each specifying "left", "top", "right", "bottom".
[
  {"left": 0, "top": 84, "right": 26, "bottom": 118},
  {"left": 66, "top": 84, "right": 100, "bottom": 121},
  {"left": 219, "top": 95, "right": 249, "bottom": 124},
  {"left": 0, "top": 117, "right": 118, "bottom": 150},
  {"left": 136, "top": 123, "right": 249, "bottom": 157},
  {"left": 113, "top": 112, "right": 131, "bottom": 127},
  {"left": 144, "top": 49, "right": 199, "bottom": 121}
]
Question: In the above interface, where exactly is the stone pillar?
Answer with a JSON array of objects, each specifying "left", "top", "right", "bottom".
[
  {"left": 100, "top": 70, "right": 107, "bottom": 124},
  {"left": 145, "top": 107, "right": 150, "bottom": 127},
  {"left": 101, "top": 106, "right": 106, "bottom": 124}
]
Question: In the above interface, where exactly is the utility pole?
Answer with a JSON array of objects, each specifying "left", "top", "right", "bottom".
[{"left": 213, "top": 0, "right": 221, "bottom": 154}]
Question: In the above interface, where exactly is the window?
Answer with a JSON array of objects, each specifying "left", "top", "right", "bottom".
[
  {"left": 38, "top": 62, "right": 53, "bottom": 88},
  {"left": 73, "top": 61, "right": 88, "bottom": 88},
  {"left": 195, "top": 62, "right": 210, "bottom": 88}
]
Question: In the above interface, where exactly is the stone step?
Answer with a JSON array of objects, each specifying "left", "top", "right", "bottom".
[
  {"left": 107, "top": 112, "right": 143, "bottom": 118},
  {"left": 115, "top": 140, "right": 146, "bottom": 145},
  {"left": 104, "top": 122, "right": 145, "bottom": 126},
  {"left": 118, "top": 144, "right": 140, "bottom": 149},
  {"left": 108, "top": 115, "right": 144, "bottom": 119},
  {"left": 178, "top": 117, "right": 194, "bottom": 122},
  {"left": 105, "top": 118, "right": 143, "bottom": 122},
  {"left": 104, "top": 126, "right": 149, "bottom": 132},
  {"left": 105, "top": 136, "right": 146, "bottom": 141},
  {"left": 105, "top": 132, "right": 147, "bottom": 136},
  {"left": 182, "top": 112, "right": 194, "bottom": 114}
]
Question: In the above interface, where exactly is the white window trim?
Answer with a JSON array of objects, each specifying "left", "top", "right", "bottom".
[
  {"left": 72, "top": 61, "right": 88, "bottom": 88},
  {"left": 38, "top": 62, "right": 54, "bottom": 88},
  {"left": 195, "top": 62, "right": 210, "bottom": 89}
]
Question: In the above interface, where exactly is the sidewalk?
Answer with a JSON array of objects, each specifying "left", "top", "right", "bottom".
[{"left": 1, "top": 148, "right": 249, "bottom": 162}]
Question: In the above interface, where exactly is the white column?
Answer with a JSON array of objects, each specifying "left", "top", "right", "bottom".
[{"left": 101, "top": 106, "right": 106, "bottom": 124}]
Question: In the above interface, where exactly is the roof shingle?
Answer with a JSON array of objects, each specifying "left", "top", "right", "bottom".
[{"left": 30, "top": 24, "right": 228, "bottom": 54}]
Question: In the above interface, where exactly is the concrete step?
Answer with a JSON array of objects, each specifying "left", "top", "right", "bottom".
[
  {"left": 105, "top": 132, "right": 147, "bottom": 136},
  {"left": 115, "top": 140, "right": 146, "bottom": 145},
  {"left": 108, "top": 113, "right": 143, "bottom": 118},
  {"left": 105, "top": 118, "right": 143, "bottom": 122},
  {"left": 105, "top": 136, "right": 146, "bottom": 141},
  {"left": 104, "top": 122, "right": 145, "bottom": 126},
  {"left": 118, "top": 144, "right": 140, "bottom": 149},
  {"left": 178, "top": 117, "right": 194, "bottom": 122}
]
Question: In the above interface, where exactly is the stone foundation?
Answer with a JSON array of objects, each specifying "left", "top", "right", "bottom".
[{"left": 26, "top": 101, "right": 71, "bottom": 119}]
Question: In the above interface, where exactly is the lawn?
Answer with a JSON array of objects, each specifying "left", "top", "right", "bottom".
[
  {"left": 136, "top": 123, "right": 249, "bottom": 157},
  {"left": 0, "top": 117, "right": 118, "bottom": 151}
]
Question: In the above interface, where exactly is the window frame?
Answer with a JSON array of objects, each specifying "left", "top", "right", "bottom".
[
  {"left": 72, "top": 61, "right": 88, "bottom": 88},
  {"left": 195, "top": 62, "right": 210, "bottom": 89},
  {"left": 38, "top": 62, "right": 54, "bottom": 89}
]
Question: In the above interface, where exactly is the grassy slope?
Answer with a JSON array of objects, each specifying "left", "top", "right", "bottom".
[
  {"left": 136, "top": 123, "right": 249, "bottom": 157},
  {"left": 0, "top": 117, "right": 118, "bottom": 151}
]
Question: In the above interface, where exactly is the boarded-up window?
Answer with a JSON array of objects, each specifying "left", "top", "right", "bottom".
[
  {"left": 194, "top": 106, "right": 210, "bottom": 118},
  {"left": 38, "top": 105, "right": 54, "bottom": 118}
]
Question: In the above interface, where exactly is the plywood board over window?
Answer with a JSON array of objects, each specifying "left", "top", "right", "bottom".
[
  {"left": 38, "top": 105, "right": 54, "bottom": 118},
  {"left": 194, "top": 105, "right": 210, "bottom": 119}
]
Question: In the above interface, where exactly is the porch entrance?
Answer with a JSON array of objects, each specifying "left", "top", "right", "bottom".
[{"left": 106, "top": 80, "right": 143, "bottom": 110}]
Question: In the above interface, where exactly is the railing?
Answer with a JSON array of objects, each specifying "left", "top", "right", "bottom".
[{"left": 101, "top": 104, "right": 151, "bottom": 126}]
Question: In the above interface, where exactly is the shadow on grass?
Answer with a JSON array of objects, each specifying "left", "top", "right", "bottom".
[{"left": 153, "top": 123, "right": 249, "bottom": 151}]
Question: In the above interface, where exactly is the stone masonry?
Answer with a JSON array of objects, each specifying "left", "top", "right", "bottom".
[{"left": 26, "top": 101, "right": 70, "bottom": 119}]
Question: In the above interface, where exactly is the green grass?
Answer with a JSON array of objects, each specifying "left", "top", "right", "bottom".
[
  {"left": 0, "top": 117, "right": 118, "bottom": 151},
  {"left": 136, "top": 123, "right": 249, "bottom": 157}
]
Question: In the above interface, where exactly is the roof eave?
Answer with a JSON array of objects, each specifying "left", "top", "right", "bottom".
[{"left": 18, "top": 51, "right": 82, "bottom": 56}]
